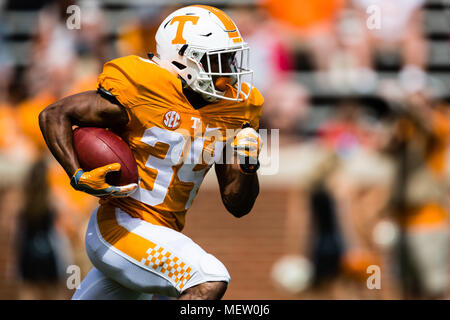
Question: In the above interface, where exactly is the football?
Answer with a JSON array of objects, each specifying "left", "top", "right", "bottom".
[{"left": 72, "top": 127, "right": 139, "bottom": 186}]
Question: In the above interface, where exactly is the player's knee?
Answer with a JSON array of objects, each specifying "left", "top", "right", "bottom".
[{"left": 180, "top": 281, "right": 228, "bottom": 300}]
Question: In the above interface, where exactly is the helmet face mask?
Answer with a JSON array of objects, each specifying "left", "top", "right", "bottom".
[
  {"left": 155, "top": 5, "right": 253, "bottom": 102},
  {"left": 187, "top": 45, "right": 253, "bottom": 102}
]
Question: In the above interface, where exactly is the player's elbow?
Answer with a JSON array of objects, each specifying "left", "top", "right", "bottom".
[
  {"left": 39, "top": 106, "right": 55, "bottom": 133},
  {"left": 226, "top": 204, "right": 253, "bottom": 218},
  {"left": 38, "top": 107, "right": 51, "bottom": 132},
  {"left": 222, "top": 190, "right": 259, "bottom": 218},
  {"left": 39, "top": 102, "right": 65, "bottom": 130}
]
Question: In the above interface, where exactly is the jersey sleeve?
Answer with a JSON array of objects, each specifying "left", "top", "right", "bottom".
[
  {"left": 97, "top": 56, "right": 141, "bottom": 109},
  {"left": 246, "top": 85, "right": 264, "bottom": 130},
  {"left": 98, "top": 55, "right": 182, "bottom": 113}
]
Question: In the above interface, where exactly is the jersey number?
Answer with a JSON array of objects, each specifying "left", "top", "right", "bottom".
[{"left": 133, "top": 127, "right": 220, "bottom": 209}]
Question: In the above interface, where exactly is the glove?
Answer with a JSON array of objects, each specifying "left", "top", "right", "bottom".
[
  {"left": 231, "top": 125, "right": 262, "bottom": 174},
  {"left": 70, "top": 163, "right": 137, "bottom": 197}
]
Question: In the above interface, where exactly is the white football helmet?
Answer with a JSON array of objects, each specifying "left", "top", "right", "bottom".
[{"left": 155, "top": 5, "right": 253, "bottom": 102}]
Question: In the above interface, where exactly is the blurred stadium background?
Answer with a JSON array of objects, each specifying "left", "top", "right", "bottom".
[{"left": 0, "top": 0, "right": 450, "bottom": 299}]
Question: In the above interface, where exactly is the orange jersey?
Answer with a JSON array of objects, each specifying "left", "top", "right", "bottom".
[{"left": 97, "top": 55, "right": 263, "bottom": 231}]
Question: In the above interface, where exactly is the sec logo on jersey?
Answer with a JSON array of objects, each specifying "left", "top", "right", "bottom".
[{"left": 163, "top": 110, "right": 181, "bottom": 129}]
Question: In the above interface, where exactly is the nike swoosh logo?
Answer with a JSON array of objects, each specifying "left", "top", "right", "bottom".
[
  {"left": 205, "top": 125, "right": 221, "bottom": 133},
  {"left": 200, "top": 32, "right": 212, "bottom": 37}
]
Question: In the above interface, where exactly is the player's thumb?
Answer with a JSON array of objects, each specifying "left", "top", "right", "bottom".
[{"left": 99, "top": 163, "right": 121, "bottom": 178}]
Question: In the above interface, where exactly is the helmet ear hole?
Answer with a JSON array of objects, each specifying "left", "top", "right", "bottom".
[{"left": 171, "top": 61, "right": 186, "bottom": 70}]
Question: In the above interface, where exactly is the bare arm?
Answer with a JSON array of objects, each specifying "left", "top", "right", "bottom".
[
  {"left": 38, "top": 90, "right": 129, "bottom": 178},
  {"left": 215, "top": 155, "right": 259, "bottom": 218}
]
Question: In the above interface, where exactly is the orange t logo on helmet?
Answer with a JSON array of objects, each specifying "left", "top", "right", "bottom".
[
  {"left": 170, "top": 15, "right": 199, "bottom": 44},
  {"left": 191, "top": 5, "right": 242, "bottom": 43}
]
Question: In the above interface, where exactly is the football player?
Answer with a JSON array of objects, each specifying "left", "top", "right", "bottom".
[{"left": 39, "top": 5, "right": 263, "bottom": 300}]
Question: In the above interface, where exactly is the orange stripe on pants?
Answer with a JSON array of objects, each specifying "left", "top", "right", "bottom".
[
  {"left": 97, "top": 204, "right": 156, "bottom": 263},
  {"left": 96, "top": 204, "right": 192, "bottom": 290}
]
